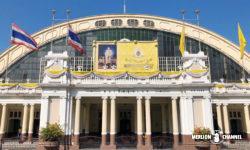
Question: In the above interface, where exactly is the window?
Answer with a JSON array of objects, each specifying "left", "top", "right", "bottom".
[
  {"left": 143, "top": 20, "right": 155, "bottom": 27},
  {"left": 127, "top": 19, "right": 139, "bottom": 27},
  {"left": 229, "top": 111, "right": 242, "bottom": 119},
  {"left": 1, "top": 28, "right": 248, "bottom": 83},
  {"left": 35, "top": 111, "right": 40, "bottom": 119},
  {"left": 95, "top": 20, "right": 106, "bottom": 27},
  {"left": 111, "top": 19, "right": 122, "bottom": 26},
  {"left": 9, "top": 111, "right": 21, "bottom": 119}
]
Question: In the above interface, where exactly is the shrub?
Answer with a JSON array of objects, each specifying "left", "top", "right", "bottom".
[
  {"left": 193, "top": 127, "right": 211, "bottom": 142},
  {"left": 40, "top": 123, "right": 64, "bottom": 141},
  {"left": 193, "top": 127, "right": 211, "bottom": 135}
]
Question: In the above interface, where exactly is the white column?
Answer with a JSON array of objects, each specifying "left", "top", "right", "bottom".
[
  {"left": 244, "top": 104, "right": 250, "bottom": 134},
  {"left": 101, "top": 96, "right": 108, "bottom": 146},
  {"left": 28, "top": 104, "right": 35, "bottom": 135},
  {"left": 137, "top": 96, "right": 143, "bottom": 135},
  {"left": 0, "top": 104, "right": 7, "bottom": 135},
  {"left": 101, "top": 97, "right": 108, "bottom": 135},
  {"left": 171, "top": 97, "right": 179, "bottom": 135},
  {"left": 179, "top": 96, "right": 194, "bottom": 135},
  {"left": 216, "top": 104, "right": 223, "bottom": 132},
  {"left": 145, "top": 96, "right": 152, "bottom": 146},
  {"left": 145, "top": 96, "right": 151, "bottom": 136},
  {"left": 161, "top": 104, "right": 167, "bottom": 134},
  {"left": 39, "top": 96, "right": 49, "bottom": 130},
  {"left": 110, "top": 97, "right": 116, "bottom": 135},
  {"left": 22, "top": 104, "right": 29, "bottom": 134},
  {"left": 136, "top": 96, "right": 143, "bottom": 147},
  {"left": 222, "top": 104, "right": 230, "bottom": 134},
  {"left": 74, "top": 97, "right": 81, "bottom": 135},
  {"left": 67, "top": 96, "right": 73, "bottom": 136},
  {"left": 110, "top": 96, "right": 116, "bottom": 146},
  {"left": 202, "top": 96, "right": 214, "bottom": 134}
]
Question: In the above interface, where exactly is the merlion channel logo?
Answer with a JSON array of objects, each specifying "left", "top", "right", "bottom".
[{"left": 192, "top": 130, "right": 242, "bottom": 144}]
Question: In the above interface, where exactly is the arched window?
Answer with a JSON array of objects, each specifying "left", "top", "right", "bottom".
[
  {"left": 127, "top": 19, "right": 139, "bottom": 27},
  {"left": 95, "top": 20, "right": 106, "bottom": 27},
  {"left": 143, "top": 20, "right": 155, "bottom": 27},
  {"left": 111, "top": 19, "right": 122, "bottom": 26}
]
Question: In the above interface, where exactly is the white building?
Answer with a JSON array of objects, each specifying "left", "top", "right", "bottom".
[{"left": 0, "top": 14, "right": 249, "bottom": 150}]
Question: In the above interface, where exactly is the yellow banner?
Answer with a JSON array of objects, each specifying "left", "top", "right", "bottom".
[
  {"left": 93, "top": 40, "right": 158, "bottom": 72},
  {"left": 117, "top": 41, "right": 158, "bottom": 72}
]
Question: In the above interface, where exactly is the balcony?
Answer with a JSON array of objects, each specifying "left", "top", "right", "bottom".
[{"left": 39, "top": 51, "right": 211, "bottom": 86}]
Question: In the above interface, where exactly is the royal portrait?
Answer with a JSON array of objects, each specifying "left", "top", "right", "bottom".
[{"left": 98, "top": 44, "right": 117, "bottom": 70}]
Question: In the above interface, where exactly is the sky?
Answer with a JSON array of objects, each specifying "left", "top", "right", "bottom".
[{"left": 1, "top": 0, "right": 250, "bottom": 52}]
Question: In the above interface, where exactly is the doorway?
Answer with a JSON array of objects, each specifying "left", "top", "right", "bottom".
[
  {"left": 8, "top": 119, "right": 21, "bottom": 137},
  {"left": 229, "top": 111, "right": 243, "bottom": 135},
  {"left": 230, "top": 119, "right": 243, "bottom": 135},
  {"left": 119, "top": 110, "right": 132, "bottom": 134}
]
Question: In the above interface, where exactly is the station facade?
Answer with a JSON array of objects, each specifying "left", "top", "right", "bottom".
[{"left": 0, "top": 14, "right": 249, "bottom": 149}]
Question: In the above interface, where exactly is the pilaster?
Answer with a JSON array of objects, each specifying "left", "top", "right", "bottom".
[
  {"left": 28, "top": 104, "right": 35, "bottom": 142},
  {"left": 222, "top": 103, "right": 230, "bottom": 134},
  {"left": 179, "top": 96, "right": 194, "bottom": 144},
  {"left": 202, "top": 95, "right": 214, "bottom": 134},
  {"left": 244, "top": 104, "right": 250, "bottom": 140}
]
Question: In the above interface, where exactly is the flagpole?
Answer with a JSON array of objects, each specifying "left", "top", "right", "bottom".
[
  {"left": 180, "top": 10, "right": 185, "bottom": 56},
  {"left": 242, "top": 58, "right": 246, "bottom": 82},
  {"left": 51, "top": 9, "right": 56, "bottom": 52},
  {"left": 123, "top": 0, "right": 127, "bottom": 14},
  {"left": 5, "top": 24, "right": 12, "bottom": 82},
  {"left": 4, "top": 50, "right": 10, "bottom": 82},
  {"left": 195, "top": 9, "right": 201, "bottom": 53},
  {"left": 66, "top": 9, "right": 71, "bottom": 54}
]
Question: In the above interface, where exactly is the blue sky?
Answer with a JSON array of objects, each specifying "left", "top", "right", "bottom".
[{"left": 1, "top": 0, "right": 250, "bottom": 52}]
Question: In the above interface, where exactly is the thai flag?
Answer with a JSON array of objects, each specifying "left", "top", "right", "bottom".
[
  {"left": 68, "top": 26, "right": 85, "bottom": 54},
  {"left": 11, "top": 23, "right": 38, "bottom": 50}
]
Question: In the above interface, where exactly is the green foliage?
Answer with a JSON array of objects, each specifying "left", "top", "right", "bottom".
[
  {"left": 193, "top": 127, "right": 211, "bottom": 135},
  {"left": 40, "top": 123, "right": 64, "bottom": 141}
]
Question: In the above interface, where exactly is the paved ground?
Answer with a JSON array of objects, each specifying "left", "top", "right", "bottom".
[
  {"left": 1, "top": 141, "right": 250, "bottom": 150},
  {"left": 221, "top": 141, "right": 250, "bottom": 150}
]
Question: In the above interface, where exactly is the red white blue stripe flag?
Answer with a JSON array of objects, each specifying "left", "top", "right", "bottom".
[
  {"left": 11, "top": 23, "right": 38, "bottom": 50},
  {"left": 67, "top": 26, "right": 85, "bottom": 54}
]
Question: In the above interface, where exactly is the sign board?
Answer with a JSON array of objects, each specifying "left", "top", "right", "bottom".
[{"left": 93, "top": 40, "right": 158, "bottom": 72}]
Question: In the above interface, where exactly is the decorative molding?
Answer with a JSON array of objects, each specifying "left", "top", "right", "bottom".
[
  {"left": 144, "top": 96, "right": 151, "bottom": 100},
  {"left": 171, "top": 96, "right": 178, "bottom": 101},
  {"left": 110, "top": 96, "right": 116, "bottom": 100},
  {"left": 101, "top": 96, "right": 108, "bottom": 100},
  {"left": 244, "top": 103, "right": 250, "bottom": 106},
  {"left": 75, "top": 96, "right": 81, "bottom": 100},
  {"left": 136, "top": 96, "right": 143, "bottom": 100},
  {"left": 222, "top": 103, "right": 229, "bottom": 106},
  {"left": 216, "top": 103, "right": 222, "bottom": 106}
]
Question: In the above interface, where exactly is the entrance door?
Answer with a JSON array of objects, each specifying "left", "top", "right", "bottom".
[
  {"left": 33, "top": 119, "right": 40, "bottom": 137},
  {"left": 230, "top": 119, "right": 242, "bottom": 135},
  {"left": 119, "top": 111, "right": 132, "bottom": 134},
  {"left": 229, "top": 111, "right": 243, "bottom": 135},
  {"left": 8, "top": 119, "right": 21, "bottom": 137}
]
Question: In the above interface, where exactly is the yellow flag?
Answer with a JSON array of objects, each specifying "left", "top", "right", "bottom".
[
  {"left": 238, "top": 23, "right": 247, "bottom": 59},
  {"left": 179, "top": 26, "right": 185, "bottom": 56}
]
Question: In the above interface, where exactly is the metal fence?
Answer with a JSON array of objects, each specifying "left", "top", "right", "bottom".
[{"left": 68, "top": 57, "right": 184, "bottom": 72}]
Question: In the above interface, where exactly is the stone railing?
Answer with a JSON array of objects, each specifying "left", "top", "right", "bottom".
[
  {"left": 0, "top": 82, "right": 41, "bottom": 95},
  {"left": 211, "top": 82, "right": 250, "bottom": 94}
]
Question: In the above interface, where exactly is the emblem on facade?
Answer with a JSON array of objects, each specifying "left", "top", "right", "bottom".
[{"left": 134, "top": 48, "right": 143, "bottom": 58}]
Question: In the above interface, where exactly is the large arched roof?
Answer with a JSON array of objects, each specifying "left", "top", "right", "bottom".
[{"left": 0, "top": 14, "right": 249, "bottom": 73}]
